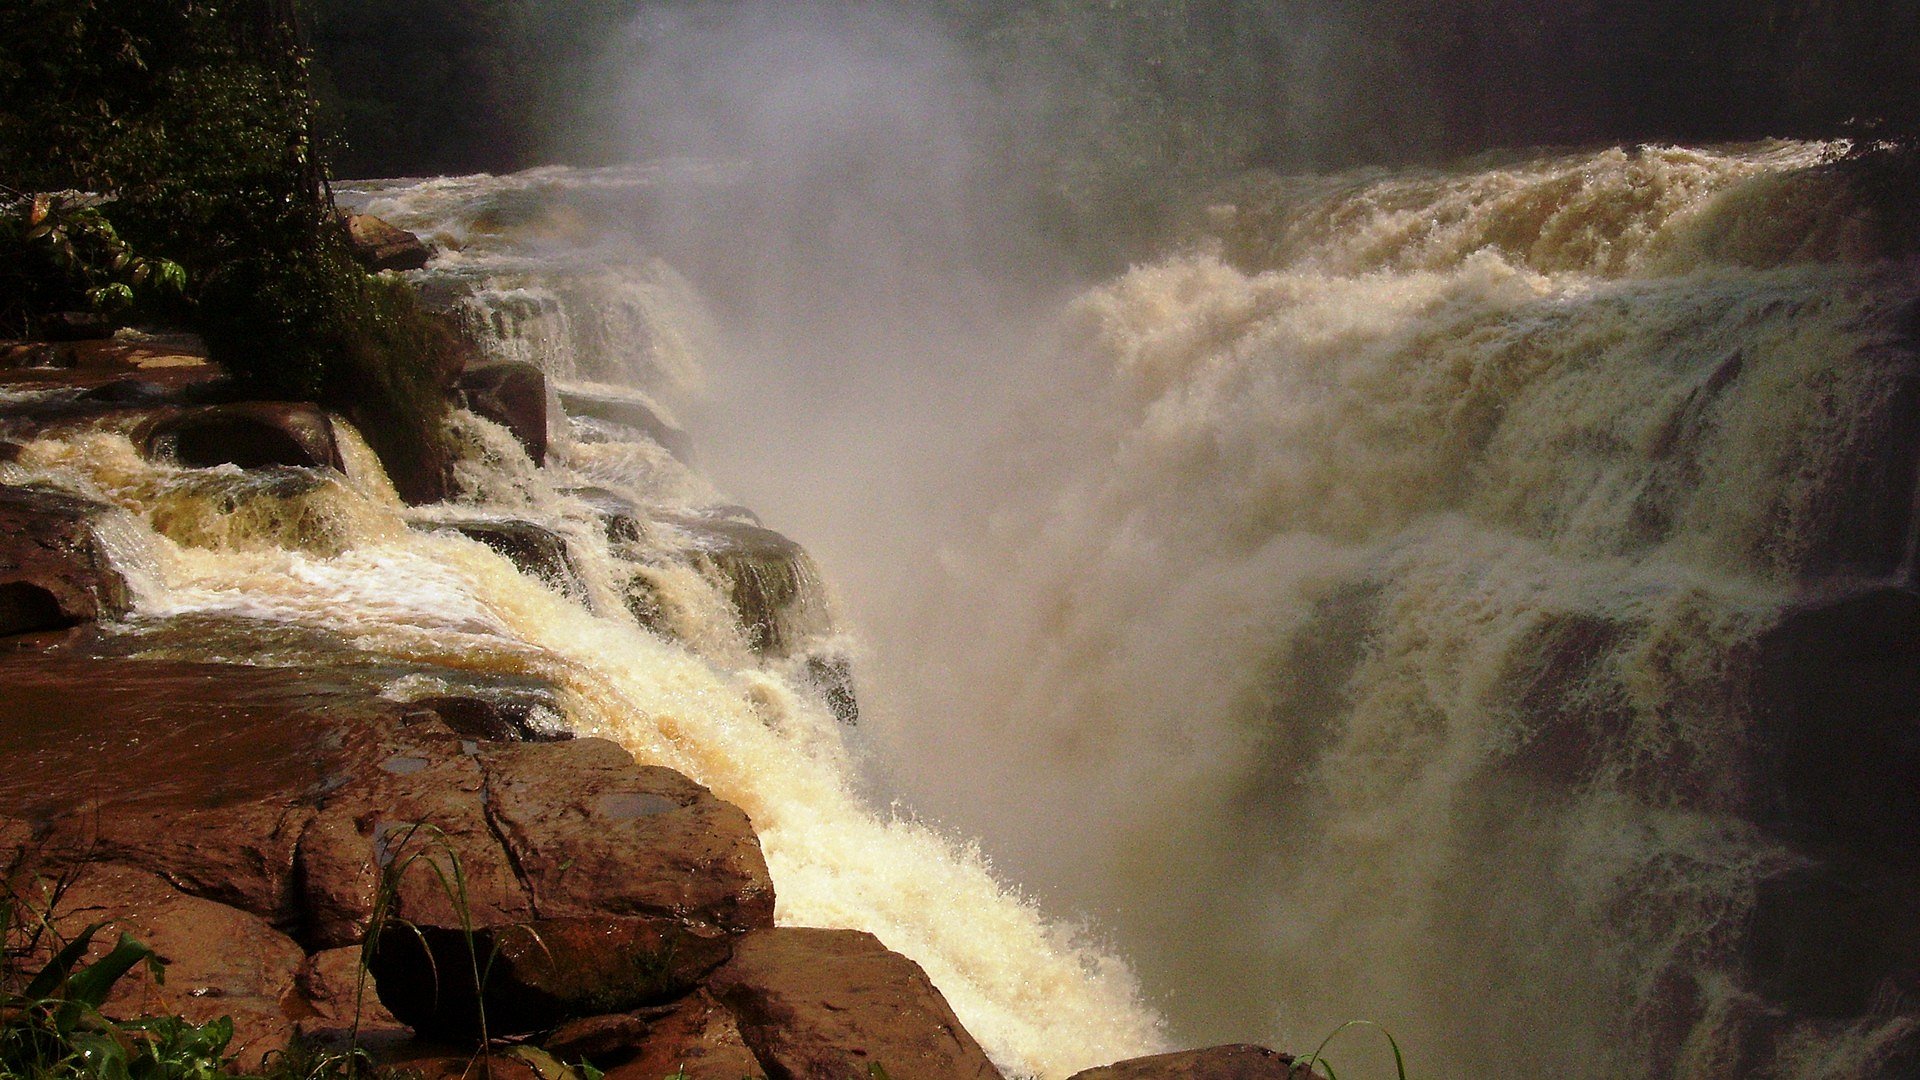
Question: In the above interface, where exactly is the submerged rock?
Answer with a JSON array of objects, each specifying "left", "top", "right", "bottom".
[
  {"left": 559, "top": 386, "right": 692, "bottom": 459},
  {"left": 425, "top": 517, "right": 587, "bottom": 602}
]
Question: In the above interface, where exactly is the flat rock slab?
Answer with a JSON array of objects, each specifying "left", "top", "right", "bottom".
[
  {"left": 609, "top": 990, "right": 763, "bottom": 1080},
  {"left": 706, "top": 927, "right": 1001, "bottom": 1080}
]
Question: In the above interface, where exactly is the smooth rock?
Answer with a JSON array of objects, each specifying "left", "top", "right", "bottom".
[
  {"left": 0, "top": 486, "right": 130, "bottom": 636},
  {"left": 706, "top": 927, "right": 1000, "bottom": 1080},
  {"left": 656, "top": 513, "right": 832, "bottom": 657},
  {"left": 456, "top": 360, "right": 548, "bottom": 466},
  {"left": 1067, "top": 1045, "right": 1306, "bottom": 1080},
  {"left": 137, "top": 402, "right": 345, "bottom": 471},
  {"left": 344, "top": 213, "right": 433, "bottom": 272},
  {"left": 544, "top": 1010, "right": 667, "bottom": 1068}
]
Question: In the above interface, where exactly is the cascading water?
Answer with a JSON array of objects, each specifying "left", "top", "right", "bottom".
[
  {"left": 0, "top": 165, "right": 1168, "bottom": 1079},
  {"left": 869, "top": 142, "right": 1920, "bottom": 1079}
]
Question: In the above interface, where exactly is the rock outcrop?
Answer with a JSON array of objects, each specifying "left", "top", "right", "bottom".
[
  {"left": 456, "top": 360, "right": 548, "bottom": 466},
  {"left": 343, "top": 213, "right": 434, "bottom": 273},
  {"left": 0, "top": 486, "right": 131, "bottom": 637}
]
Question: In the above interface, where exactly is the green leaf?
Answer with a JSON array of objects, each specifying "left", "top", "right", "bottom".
[{"left": 24, "top": 921, "right": 107, "bottom": 999}]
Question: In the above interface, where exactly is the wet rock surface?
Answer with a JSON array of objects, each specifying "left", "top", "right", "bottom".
[
  {"left": 137, "top": 401, "right": 346, "bottom": 472},
  {"left": 456, "top": 360, "right": 548, "bottom": 466},
  {"left": 425, "top": 517, "right": 586, "bottom": 602},
  {"left": 0, "top": 486, "right": 130, "bottom": 637}
]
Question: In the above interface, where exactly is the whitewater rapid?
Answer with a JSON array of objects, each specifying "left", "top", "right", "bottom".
[{"left": 874, "top": 142, "right": 1920, "bottom": 1079}]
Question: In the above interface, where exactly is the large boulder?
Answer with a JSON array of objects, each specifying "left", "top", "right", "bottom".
[
  {"left": 476, "top": 739, "right": 775, "bottom": 932},
  {"left": 705, "top": 928, "right": 1001, "bottom": 1080},
  {"left": 136, "top": 402, "right": 345, "bottom": 472},
  {"left": 1066, "top": 1045, "right": 1306, "bottom": 1080},
  {"left": 456, "top": 361, "right": 548, "bottom": 466},
  {"left": 0, "top": 486, "right": 130, "bottom": 637},
  {"left": 343, "top": 213, "right": 433, "bottom": 272}
]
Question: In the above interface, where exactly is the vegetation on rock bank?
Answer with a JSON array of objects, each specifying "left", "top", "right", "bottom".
[{"left": 0, "top": 0, "right": 456, "bottom": 502}]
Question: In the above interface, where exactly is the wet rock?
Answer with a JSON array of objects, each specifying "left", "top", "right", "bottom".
[
  {"left": 0, "top": 486, "right": 130, "bottom": 636},
  {"left": 1749, "top": 586, "right": 1920, "bottom": 844},
  {"left": 803, "top": 652, "right": 860, "bottom": 726},
  {"left": 559, "top": 387, "right": 692, "bottom": 459},
  {"left": 78, "top": 378, "right": 175, "bottom": 405},
  {"left": 658, "top": 513, "right": 832, "bottom": 656},
  {"left": 295, "top": 945, "right": 411, "bottom": 1053},
  {"left": 409, "top": 693, "right": 572, "bottom": 743},
  {"left": 370, "top": 915, "right": 732, "bottom": 1039},
  {"left": 137, "top": 402, "right": 345, "bottom": 472},
  {"left": 50, "top": 864, "right": 306, "bottom": 1071},
  {"left": 457, "top": 360, "right": 548, "bottom": 466},
  {"left": 1066, "top": 1045, "right": 1306, "bottom": 1080},
  {"left": 544, "top": 1010, "right": 667, "bottom": 1068},
  {"left": 0, "top": 653, "right": 385, "bottom": 918},
  {"left": 344, "top": 213, "right": 433, "bottom": 272},
  {"left": 476, "top": 739, "right": 775, "bottom": 932},
  {"left": 607, "top": 990, "right": 763, "bottom": 1080},
  {"left": 428, "top": 518, "right": 585, "bottom": 602},
  {"left": 706, "top": 927, "right": 1001, "bottom": 1080}
]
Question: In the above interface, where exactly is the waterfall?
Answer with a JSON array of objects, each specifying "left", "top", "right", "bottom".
[
  {"left": 0, "top": 166, "right": 1167, "bottom": 1079},
  {"left": 875, "top": 142, "right": 1920, "bottom": 1079}
]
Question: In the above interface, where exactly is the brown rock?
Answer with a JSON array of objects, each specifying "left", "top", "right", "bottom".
[
  {"left": 610, "top": 990, "right": 764, "bottom": 1080},
  {"left": 344, "top": 213, "right": 433, "bottom": 272},
  {"left": 50, "top": 864, "right": 305, "bottom": 1071},
  {"left": 136, "top": 402, "right": 345, "bottom": 472},
  {"left": 0, "top": 654, "right": 366, "bottom": 916},
  {"left": 371, "top": 915, "right": 731, "bottom": 1039},
  {"left": 477, "top": 739, "right": 775, "bottom": 932},
  {"left": 1066, "top": 1045, "right": 1305, "bottom": 1080},
  {"left": 428, "top": 519, "right": 584, "bottom": 603},
  {"left": 296, "top": 946, "right": 410, "bottom": 1052},
  {"left": 295, "top": 730, "right": 531, "bottom": 949},
  {"left": 706, "top": 928, "right": 1000, "bottom": 1080},
  {"left": 456, "top": 361, "right": 548, "bottom": 466},
  {"left": 544, "top": 1010, "right": 667, "bottom": 1067},
  {"left": 0, "top": 486, "right": 131, "bottom": 636}
]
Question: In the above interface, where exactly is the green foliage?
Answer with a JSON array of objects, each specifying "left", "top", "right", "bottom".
[
  {"left": 1294, "top": 1020, "right": 1409, "bottom": 1080},
  {"left": 1, "top": 878, "right": 236, "bottom": 1080},
  {"left": 0, "top": 194, "right": 189, "bottom": 336}
]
